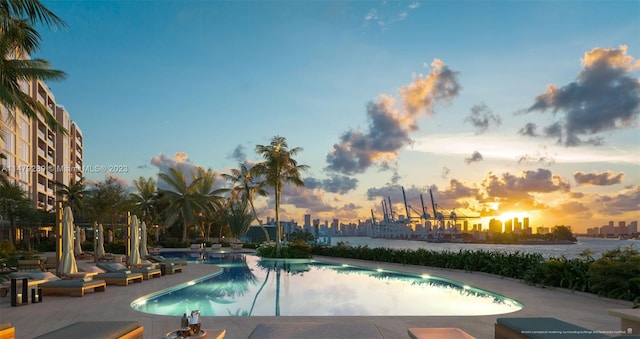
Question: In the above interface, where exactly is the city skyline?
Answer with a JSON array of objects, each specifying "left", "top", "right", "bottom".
[{"left": 31, "top": 1, "right": 639, "bottom": 233}]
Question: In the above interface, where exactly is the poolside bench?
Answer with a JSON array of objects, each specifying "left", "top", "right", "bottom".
[
  {"left": 33, "top": 321, "right": 142, "bottom": 339},
  {"left": 608, "top": 309, "right": 640, "bottom": 333},
  {"left": 495, "top": 317, "right": 608, "bottom": 339},
  {"left": 409, "top": 327, "right": 475, "bottom": 339}
]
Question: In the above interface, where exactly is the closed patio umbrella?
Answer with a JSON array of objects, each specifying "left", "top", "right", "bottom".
[
  {"left": 140, "top": 221, "right": 149, "bottom": 259},
  {"left": 95, "top": 223, "right": 105, "bottom": 258},
  {"left": 128, "top": 215, "right": 141, "bottom": 267},
  {"left": 74, "top": 225, "right": 83, "bottom": 256},
  {"left": 59, "top": 206, "right": 78, "bottom": 275}
]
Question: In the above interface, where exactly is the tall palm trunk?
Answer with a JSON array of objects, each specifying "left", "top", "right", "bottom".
[
  {"left": 275, "top": 182, "right": 282, "bottom": 256},
  {"left": 182, "top": 217, "right": 188, "bottom": 243},
  {"left": 249, "top": 199, "right": 270, "bottom": 242}
]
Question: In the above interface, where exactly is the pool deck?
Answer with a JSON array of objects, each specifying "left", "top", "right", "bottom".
[{"left": 0, "top": 251, "right": 633, "bottom": 338}]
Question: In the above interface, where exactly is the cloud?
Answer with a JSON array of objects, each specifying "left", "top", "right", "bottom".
[
  {"left": 137, "top": 164, "right": 150, "bottom": 169},
  {"left": 150, "top": 152, "right": 214, "bottom": 190},
  {"left": 363, "top": 2, "right": 421, "bottom": 29},
  {"left": 401, "top": 59, "right": 461, "bottom": 117},
  {"left": 325, "top": 95, "right": 415, "bottom": 175},
  {"left": 596, "top": 185, "right": 639, "bottom": 215},
  {"left": 326, "top": 59, "right": 461, "bottom": 175},
  {"left": 481, "top": 168, "right": 571, "bottom": 200},
  {"left": 574, "top": 170, "right": 624, "bottom": 186},
  {"left": 280, "top": 185, "right": 335, "bottom": 214},
  {"left": 517, "top": 146, "right": 556, "bottom": 166},
  {"left": 525, "top": 45, "right": 640, "bottom": 146},
  {"left": 464, "top": 103, "right": 502, "bottom": 134},
  {"left": 304, "top": 175, "right": 359, "bottom": 194},
  {"left": 228, "top": 145, "right": 247, "bottom": 163},
  {"left": 441, "top": 166, "right": 450, "bottom": 179},
  {"left": 517, "top": 122, "right": 538, "bottom": 137},
  {"left": 464, "top": 151, "right": 483, "bottom": 164}
]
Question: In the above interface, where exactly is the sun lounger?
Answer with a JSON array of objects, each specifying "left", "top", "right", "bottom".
[
  {"left": 0, "top": 322, "right": 15, "bottom": 339},
  {"left": 408, "top": 327, "right": 475, "bottom": 339},
  {"left": 17, "top": 259, "right": 44, "bottom": 271},
  {"left": 495, "top": 317, "right": 608, "bottom": 339},
  {"left": 40, "top": 279, "right": 107, "bottom": 297},
  {"left": 96, "top": 262, "right": 161, "bottom": 280},
  {"left": 147, "top": 255, "right": 188, "bottom": 266},
  {"left": 95, "top": 271, "right": 143, "bottom": 286},
  {"left": 34, "top": 321, "right": 143, "bottom": 339},
  {"left": 190, "top": 243, "right": 204, "bottom": 251},
  {"left": 248, "top": 322, "right": 383, "bottom": 339}
]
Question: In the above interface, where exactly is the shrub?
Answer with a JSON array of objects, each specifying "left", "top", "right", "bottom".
[
  {"left": 588, "top": 247, "right": 640, "bottom": 301},
  {"left": 257, "top": 241, "right": 312, "bottom": 259}
]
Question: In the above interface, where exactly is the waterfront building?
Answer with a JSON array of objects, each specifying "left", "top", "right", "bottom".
[{"left": 1, "top": 79, "right": 83, "bottom": 242}]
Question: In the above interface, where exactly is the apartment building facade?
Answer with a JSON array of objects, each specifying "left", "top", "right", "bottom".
[{"left": 1, "top": 78, "right": 83, "bottom": 212}]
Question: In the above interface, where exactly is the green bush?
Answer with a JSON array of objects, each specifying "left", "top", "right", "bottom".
[
  {"left": 0, "top": 240, "right": 16, "bottom": 260},
  {"left": 588, "top": 247, "right": 640, "bottom": 301},
  {"left": 257, "top": 241, "right": 312, "bottom": 259}
]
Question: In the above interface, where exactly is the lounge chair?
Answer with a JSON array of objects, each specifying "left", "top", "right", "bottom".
[
  {"left": 94, "top": 270, "right": 144, "bottom": 286},
  {"left": 0, "top": 322, "right": 15, "bottom": 339},
  {"left": 408, "top": 327, "right": 475, "bottom": 339},
  {"left": 248, "top": 322, "right": 383, "bottom": 339},
  {"left": 40, "top": 255, "right": 57, "bottom": 271},
  {"left": 11, "top": 271, "right": 106, "bottom": 297},
  {"left": 96, "top": 262, "right": 161, "bottom": 280},
  {"left": 17, "top": 259, "right": 44, "bottom": 271},
  {"left": 495, "top": 317, "right": 608, "bottom": 339},
  {"left": 40, "top": 279, "right": 107, "bottom": 297},
  {"left": 34, "top": 321, "right": 143, "bottom": 339},
  {"left": 147, "top": 255, "right": 188, "bottom": 266}
]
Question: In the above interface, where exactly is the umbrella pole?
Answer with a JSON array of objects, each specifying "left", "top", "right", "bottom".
[
  {"left": 126, "top": 212, "right": 131, "bottom": 265},
  {"left": 56, "top": 202, "right": 63, "bottom": 276}
]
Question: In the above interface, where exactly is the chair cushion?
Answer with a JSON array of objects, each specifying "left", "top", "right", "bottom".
[
  {"left": 26, "top": 271, "right": 61, "bottom": 282},
  {"left": 33, "top": 321, "right": 141, "bottom": 339}
]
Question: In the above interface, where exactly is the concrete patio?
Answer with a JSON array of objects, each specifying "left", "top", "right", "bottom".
[{"left": 0, "top": 251, "right": 633, "bottom": 338}]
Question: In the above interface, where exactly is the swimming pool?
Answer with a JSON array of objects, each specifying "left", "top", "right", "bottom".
[{"left": 131, "top": 253, "right": 522, "bottom": 316}]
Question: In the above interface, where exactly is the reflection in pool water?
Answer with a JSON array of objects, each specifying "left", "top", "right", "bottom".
[{"left": 131, "top": 253, "right": 522, "bottom": 316}]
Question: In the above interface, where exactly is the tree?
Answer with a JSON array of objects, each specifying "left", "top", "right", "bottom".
[
  {"left": 254, "top": 136, "right": 309, "bottom": 254},
  {"left": 193, "top": 167, "right": 226, "bottom": 240},
  {"left": 222, "top": 162, "right": 270, "bottom": 242},
  {"left": 84, "top": 177, "right": 130, "bottom": 240},
  {"left": 0, "top": 0, "right": 67, "bottom": 133},
  {"left": 221, "top": 198, "right": 253, "bottom": 243},
  {"left": 0, "top": 179, "right": 31, "bottom": 244},
  {"left": 130, "top": 176, "right": 157, "bottom": 226},
  {"left": 55, "top": 177, "right": 86, "bottom": 218},
  {"left": 158, "top": 167, "right": 208, "bottom": 243}
]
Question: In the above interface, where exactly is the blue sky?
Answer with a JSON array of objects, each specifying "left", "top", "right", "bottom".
[{"left": 35, "top": 0, "right": 639, "bottom": 232}]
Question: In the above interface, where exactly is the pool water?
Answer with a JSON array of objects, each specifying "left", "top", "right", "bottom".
[{"left": 131, "top": 253, "right": 522, "bottom": 316}]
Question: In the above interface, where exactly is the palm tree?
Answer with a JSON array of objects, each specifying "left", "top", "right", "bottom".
[
  {"left": 222, "top": 162, "right": 270, "bottom": 242},
  {"left": 254, "top": 136, "right": 309, "bottom": 254},
  {"left": 221, "top": 198, "right": 253, "bottom": 244},
  {"left": 0, "top": 0, "right": 68, "bottom": 133},
  {"left": 193, "top": 167, "right": 227, "bottom": 240},
  {"left": 130, "top": 176, "right": 157, "bottom": 226},
  {"left": 0, "top": 179, "right": 31, "bottom": 244},
  {"left": 158, "top": 167, "right": 208, "bottom": 243},
  {"left": 55, "top": 177, "right": 86, "bottom": 217}
]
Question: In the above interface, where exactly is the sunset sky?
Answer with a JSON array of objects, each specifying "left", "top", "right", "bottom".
[{"left": 36, "top": 1, "right": 639, "bottom": 233}]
